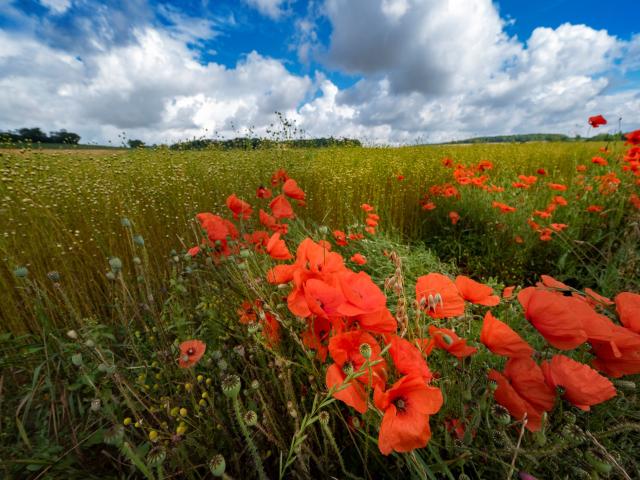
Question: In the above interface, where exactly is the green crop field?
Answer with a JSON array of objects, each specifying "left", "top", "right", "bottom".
[{"left": 1, "top": 140, "right": 639, "bottom": 479}]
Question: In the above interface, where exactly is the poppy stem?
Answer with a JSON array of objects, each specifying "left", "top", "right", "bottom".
[{"left": 232, "top": 396, "right": 267, "bottom": 480}]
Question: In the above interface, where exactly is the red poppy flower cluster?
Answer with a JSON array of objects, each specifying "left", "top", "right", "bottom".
[
  {"left": 421, "top": 119, "right": 640, "bottom": 245},
  {"left": 188, "top": 169, "right": 305, "bottom": 261}
]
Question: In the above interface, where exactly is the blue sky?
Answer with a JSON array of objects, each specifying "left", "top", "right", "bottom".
[{"left": 0, "top": 0, "right": 638, "bottom": 144}]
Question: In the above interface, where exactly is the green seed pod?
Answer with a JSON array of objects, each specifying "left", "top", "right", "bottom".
[
  {"left": 222, "top": 375, "right": 241, "bottom": 398},
  {"left": 318, "top": 411, "right": 330, "bottom": 425},
  {"left": 71, "top": 353, "right": 83, "bottom": 366},
  {"left": 47, "top": 270, "right": 60, "bottom": 282},
  {"left": 244, "top": 410, "right": 258, "bottom": 427},
  {"left": 109, "top": 257, "right": 122, "bottom": 272},
  {"left": 318, "top": 225, "right": 329, "bottom": 235},
  {"left": 209, "top": 454, "right": 226, "bottom": 477},
  {"left": 103, "top": 424, "right": 124, "bottom": 446},
  {"left": 250, "top": 379, "right": 260, "bottom": 390},
  {"left": 240, "top": 249, "right": 251, "bottom": 258},
  {"left": 13, "top": 266, "right": 28, "bottom": 278},
  {"left": 147, "top": 447, "right": 166, "bottom": 467},
  {"left": 492, "top": 404, "right": 511, "bottom": 425},
  {"left": 359, "top": 343, "right": 372, "bottom": 359},
  {"left": 247, "top": 322, "right": 261, "bottom": 334}
]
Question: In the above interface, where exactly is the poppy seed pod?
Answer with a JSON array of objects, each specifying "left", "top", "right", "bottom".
[
  {"left": 108, "top": 256, "right": 122, "bottom": 272},
  {"left": 318, "top": 411, "right": 330, "bottom": 425},
  {"left": 243, "top": 410, "right": 258, "bottom": 426},
  {"left": 13, "top": 266, "right": 28, "bottom": 278},
  {"left": 147, "top": 447, "right": 166, "bottom": 467},
  {"left": 222, "top": 375, "right": 241, "bottom": 398},
  {"left": 359, "top": 342, "right": 372, "bottom": 359},
  {"left": 209, "top": 454, "right": 226, "bottom": 476}
]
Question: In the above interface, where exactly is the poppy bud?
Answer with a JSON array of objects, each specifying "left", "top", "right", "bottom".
[
  {"left": 13, "top": 266, "right": 28, "bottom": 278},
  {"left": 47, "top": 270, "right": 60, "bottom": 282},
  {"left": 121, "top": 217, "right": 131, "bottom": 228},
  {"left": 585, "top": 451, "right": 613, "bottom": 475},
  {"left": 66, "top": 329, "right": 78, "bottom": 340},
  {"left": 133, "top": 235, "right": 145, "bottom": 246},
  {"left": 250, "top": 380, "right": 260, "bottom": 390},
  {"left": 240, "top": 249, "right": 251, "bottom": 258},
  {"left": 222, "top": 375, "right": 241, "bottom": 398},
  {"left": 243, "top": 410, "right": 258, "bottom": 426},
  {"left": 318, "top": 226, "right": 329, "bottom": 235},
  {"left": 209, "top": 454, "right": 226, "bottom": 476},
  {"left": 106, "top": 271, "right": 116, "bottom": 281}
]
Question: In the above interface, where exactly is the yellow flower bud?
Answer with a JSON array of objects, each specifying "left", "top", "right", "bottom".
[
  {"left": 179, "top": 408, "right": 188, "bottom": 417},
  {"left": 149, "top": 430, "right": 159, "bottom": 442},
  {"left": 123, "top": 417, "right": 132, "bottom": 426}
]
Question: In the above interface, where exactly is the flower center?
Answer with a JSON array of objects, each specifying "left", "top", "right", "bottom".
[
  {"left": 394, "top": 397, "right": 407, "bottom": 412},
  {"left": 427, "top": 292, "right": 444, "bottom": 312},
  {"left": 342, "top": 361, "right": 354, "bottom": 375},
  {"left": 187, "top": 348, "right": 195, "bottom": 356}
]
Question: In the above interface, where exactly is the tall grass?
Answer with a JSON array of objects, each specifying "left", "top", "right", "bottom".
[{"left": 1, "top": 141, "right": 637, "bottom": 333}]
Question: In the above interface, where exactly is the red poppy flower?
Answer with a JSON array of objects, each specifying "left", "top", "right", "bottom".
[
  {"left": 518, "top": 288, "right": 588, "bottom": 350},
  {"left": 552, "top": 195, "right": 568, "bottom": 206},
  {"left": 536, "top": 168, "right": 547, "bottom": 176},
  {"left": 302, "top": 317, "right": 331, "bottom": 362},
  {"left": 350, "top": 307, "right": 397, "bottom": 334},
  {"left": 592, "top": 156, "right": 608, "bottom": 166},
  {"left": 226, "top": 194, "right": 253, "bottom": 220},
  {"left": 583, "top": 288, "right": 613, "bottom": 308},
  {"left": 396, "top": 174, "right": 405, "bottom": 181},
  {"left": 361, "top": 203, "right": 374, "bottom": 212},
  {"left": 421, "top": 200, "right": 436, "bottom": 211},
  {"left": 615, "top": 292, "right": 640, "bottom": 334},
  {"left": 388, "top": 335, "right": 432, "bottom": 382},
  {"left": 256, "top": 185, "right": 272, "bottom": 199},
  {"left": 326, "top": 331, "right": 387, "bottom": 413},
  {"left": 266, "top": 233, "right": 293, "bottom": 260},
  {"left": 449, "top": 211, "right": 460, "bottom": 225},
  {"left": 588, "top": 115, "right": 607, "bottom": 128},
  {"left": 492, "top": 201, "right": 516, "bottom": 213},
  {"left": 625, "top": 129, "right": 640, "bottom": 145},
  {"left": 629, "top": 194, "right": 640, "bottom": 210},
  {"left": 282, "top": 178, "right": 306, "bottom": 205},
  {"left": 503, "top": 286, "right": 516, "bottom": 299},
  {"left": 416, "top": 273, "right": 465, "bottom": 318},
  {"left": 591, "top": 325, "right": 640, "bottom": 377},
  {"left": 178, "top": 340, "right": 206, "bottom": 368},
  {"left": 187, "top": 245, "right": 201, "bottom": 257},
  {"left": 269, "top": 194, "right": 295, "bottom": 219},
  {"left": 514, "top": 235, "right": 524, "bottom": 244},
  {"left": 374, "top": 374, "right": 443, "bottom": 455},
  {"left": 541, "top": 355, "right": 615, "bottom": 411},
  {"left": 587, "top": 205, "right": 604, "bottom": 213},
  {"left": 337, "top": 271, "right": 386, "bottom": 317},
  {"left": 537, "top": 275, "right": 571, "bottom": 291},
  {"left": 547, "top": 183, "right": 567, "bottom": 191},
  {"left": 428, "top": 325, "right": 477, "bottom": 358},
  {"left": 271, "top": 168, "right": 289, "bottom": 186},
  {"left": 576, "top": 164, "right": 587, "bottom": 172},
  {"left": 333, "top": 230, "right": 348, "bottom": 246},
  {"left": 442, "top": 157, "right": 453, "bottom": 167},
  {"left": 488, "top": 356, "right": 555, "bottom": 431},
  {"left": 455, "top": 275, "right": 500, "bottom": 306},
  {"left": 350, "top": 253, "right": 367, "bottom": 265},
  {"left": 480, "top": 311, "right": 533, "bottom": 358}
]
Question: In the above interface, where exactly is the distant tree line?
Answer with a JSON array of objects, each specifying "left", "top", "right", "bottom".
[
  {"left": 446, "top": 132, "right": 626, "bottom": 144},
  {"left": 0, "top": 127, "right": 81, "bottom": 145},
  {"left": 169, "top": 137, "right": 362, "bottom": 150}
]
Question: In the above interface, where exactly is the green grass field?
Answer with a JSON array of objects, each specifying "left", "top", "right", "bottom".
[
  {"left": 1, "top": 141, "right": 639, "bottom": 479},
  {"left": 2, "top": 142, "right": 637, "bottom": 333}
]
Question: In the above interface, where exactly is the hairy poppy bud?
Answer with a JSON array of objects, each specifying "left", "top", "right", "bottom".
[
  {"left": 66, "top": 330, "right": 78, "bottom": 340},
  {"left": 133, "top": 235, "right": 145, "bottom": 246},
  {"left": 120, "top": 217, "right": 131, "bottom": 228},
  {"left": 209, "top": 454, "right": 226, "bottom": 477},
  {"left": 222, "top": 375, "right": 241, "bottom": 398},
  {"left": 109, "top": 257, "right": 122, "bottom": 272}
]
